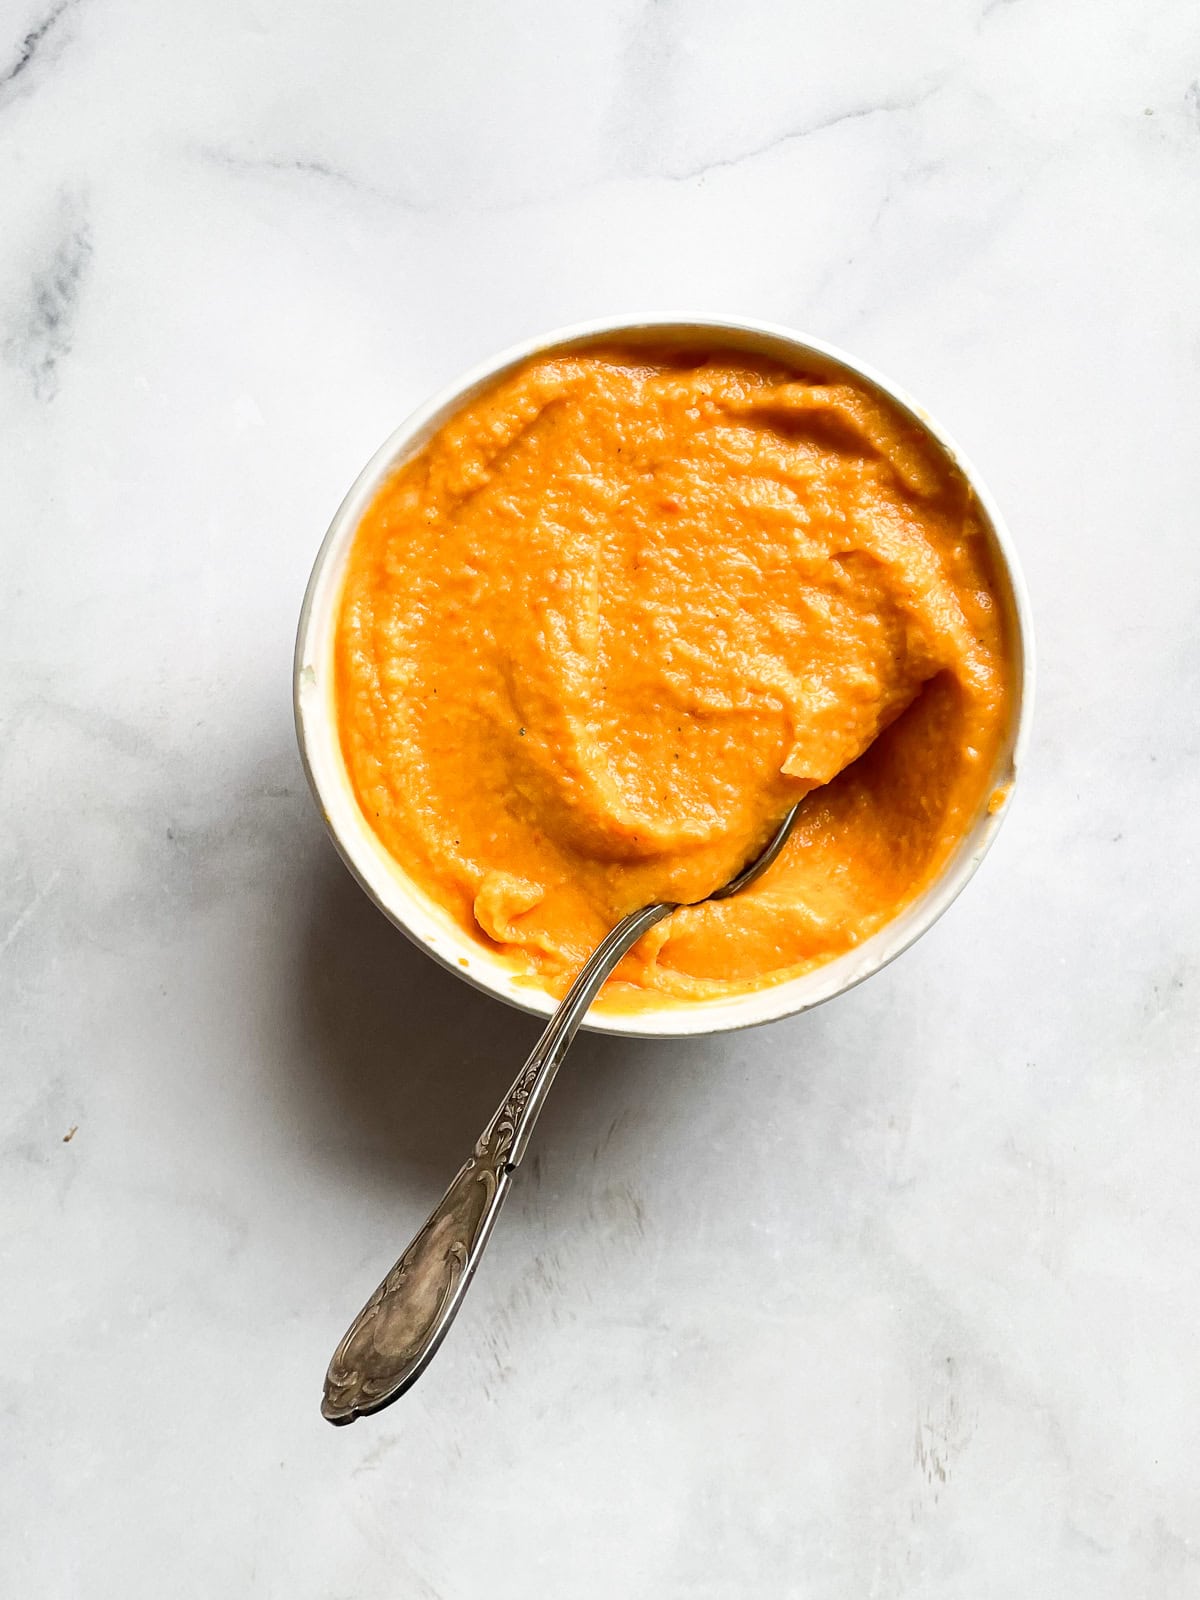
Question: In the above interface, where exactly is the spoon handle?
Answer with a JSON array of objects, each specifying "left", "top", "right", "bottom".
[{"left": 320, "top": 900, "right": 671, "bottom": 1423}]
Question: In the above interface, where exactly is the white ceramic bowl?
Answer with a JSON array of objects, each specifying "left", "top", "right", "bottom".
[{"left": 295, "top": 316, "right": 1033, "bottom": 1040}]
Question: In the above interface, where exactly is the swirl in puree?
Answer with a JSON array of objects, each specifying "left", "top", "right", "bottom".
[{"left": 335, "top": 348, "right": 1011, "bottom": 1006}]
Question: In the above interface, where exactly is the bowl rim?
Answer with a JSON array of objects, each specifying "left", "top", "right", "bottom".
[{"left": 294, "top": 313, "right": 1035, "bottom": 1040}]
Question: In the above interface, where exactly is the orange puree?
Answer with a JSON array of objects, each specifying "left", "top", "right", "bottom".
[{"left": 335, "top": 348, "right": 1010, "bottom": 1006}]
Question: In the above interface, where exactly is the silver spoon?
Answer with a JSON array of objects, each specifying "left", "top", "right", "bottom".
[{"left": 321, "top": 802, "right": 802, "bottom": 1423}]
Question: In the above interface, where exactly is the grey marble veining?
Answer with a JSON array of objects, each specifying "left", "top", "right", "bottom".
[{"left": 2, "top": 1, "right": 1198, "bottom": 1594}]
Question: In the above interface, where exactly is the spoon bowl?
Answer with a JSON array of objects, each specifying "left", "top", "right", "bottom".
[{"left": 295, "top": 315, "right": 1033, "bottom": 1041}]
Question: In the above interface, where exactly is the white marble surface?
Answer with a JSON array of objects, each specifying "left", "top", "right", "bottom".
[{"left": 2, "top": 1, "right": 1198, "bottom": 1593}]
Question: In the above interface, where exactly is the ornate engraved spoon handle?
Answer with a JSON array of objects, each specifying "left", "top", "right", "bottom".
[
  {"left": 321, "top": 901, "right": 671, "bottom": 1424},
  {"left": 321, "top": 805, "right": 802, "bottom": 1423}
]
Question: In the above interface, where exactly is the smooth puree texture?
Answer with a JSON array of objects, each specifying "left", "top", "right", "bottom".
[{"left": 336, "top": 348, "right": 1010, "bottom": 1006}]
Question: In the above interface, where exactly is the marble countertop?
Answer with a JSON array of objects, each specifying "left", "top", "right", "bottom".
[{"left": 3, "top": 1, "right": 1198, "bottom": 1594}]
